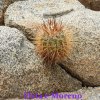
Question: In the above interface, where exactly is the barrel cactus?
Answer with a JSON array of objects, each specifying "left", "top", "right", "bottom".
[{"left": 35, "top": 19, "right": 73, "bottom": 65}]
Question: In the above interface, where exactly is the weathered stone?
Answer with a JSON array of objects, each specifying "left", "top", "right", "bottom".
[
  {"left": 0, "top": 0, "right": 27, "bottom": 25},
  {"left": 0, "top": 26, "right": 82, "bottom": 99},
  {"left": 78, "top": 0, "right": 100, "bottom": 11},
  {"left": 4, "top": 0, "right": 85, "bottom": 41},
  {"left": 3, "top": 0, "right": 27, "bottom": 10},
  {"left": 61, "top": 9, "right": 100, "bottom": 86},
  {"left": 0, "top": 0, "right": 4, "bottom": 24},
  {"left": 3, "top": 0, "right": 27, "bottom": 17},
  {"left": 4, "top": 0, "right": 100, "bottom": 86}
]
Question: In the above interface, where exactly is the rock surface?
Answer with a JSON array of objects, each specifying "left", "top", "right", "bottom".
[
  {"left": 3, "top": 0, "right": 27, "bottom": 10},
  {"left": 4, "top": 0, "right": 85, "bottom": 41},
  {"left": 78, "top": 0, "right": 100, "bottom": 11},
  {"left": 4, "top": 0, "right": 100, "bottom": 86},
  {"left": 5, "top": 87, "right": 100, "bottom": 100},
  {"left": 0, "top": 0, "right": 26, "bottom": 25},
  {"left": 0, "top": 0, "right": 4, "bottom": 24},
  {"left": 61, "top": 8, "right": 100, "bottom": 86},
  {"left": 0, "top": 26, "right": 82, "bottom": 99}
]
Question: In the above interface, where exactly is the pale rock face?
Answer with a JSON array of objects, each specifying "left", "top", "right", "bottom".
[
  {"left": 0, "top": 26, "right": 82, "bottom": 99},
  {"left": 4, "top": 0, "right": 85, "bottom": 41},
  {"left": 0, "top": 0, "right": 27, "bottom": 24},
  {"left": 4, "top": 0, "right": 100, "bottom": 86},
  {"left": 61, "top": 9, "right": 100, "bottom": 86}
]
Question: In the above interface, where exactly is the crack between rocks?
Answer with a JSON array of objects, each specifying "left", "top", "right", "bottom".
[
  {"left": 58, "top": 62, "right": 96, "bottom": 87},
  {"left": 43, "top": 9, "right": 74, "bottom": 18}
]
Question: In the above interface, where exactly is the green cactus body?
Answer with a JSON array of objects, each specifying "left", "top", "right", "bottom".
[{"left": 35, "top": 19, "right": 73, "bottom": 65}]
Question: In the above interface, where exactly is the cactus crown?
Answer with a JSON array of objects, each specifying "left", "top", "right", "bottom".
[{"left": 35, "top": 19, "right": 72, "bottom": 65}]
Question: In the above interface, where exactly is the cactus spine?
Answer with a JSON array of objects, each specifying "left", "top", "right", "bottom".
[{"left": 35, "top": 19, "right": 73, "bottom": 65}]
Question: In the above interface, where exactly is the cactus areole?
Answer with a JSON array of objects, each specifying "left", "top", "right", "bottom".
[{"left": 35, "top": 19, "right": 73, "bottom": 65}]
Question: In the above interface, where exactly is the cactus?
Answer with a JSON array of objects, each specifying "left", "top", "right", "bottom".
[{"left": 35, "top": 19, "right": 73, "bottom": 65}]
